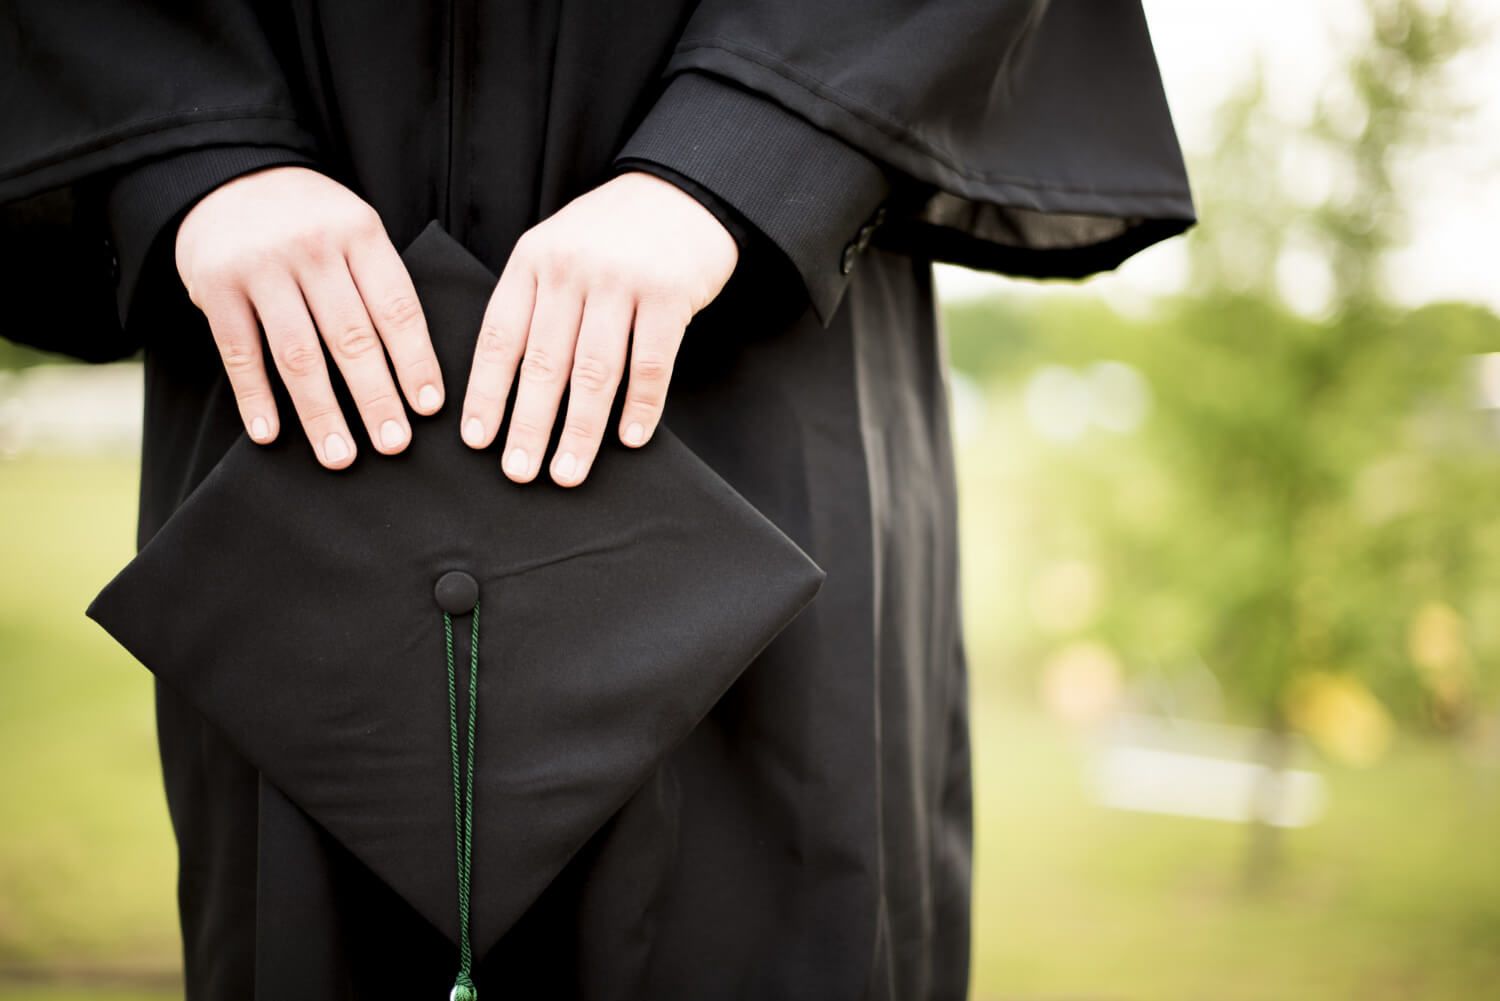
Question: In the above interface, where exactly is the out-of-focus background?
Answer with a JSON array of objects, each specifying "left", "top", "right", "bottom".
[{"left": 3, "top": 1, "right": 1499, "bottom": 998}]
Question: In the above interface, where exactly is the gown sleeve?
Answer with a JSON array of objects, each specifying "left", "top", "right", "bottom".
[
  {"left": 0, "top": 1, "right": 323, "bottom": 358},
  {"left": 612, "top": 0, "right": 1196, "bottom": 327}
]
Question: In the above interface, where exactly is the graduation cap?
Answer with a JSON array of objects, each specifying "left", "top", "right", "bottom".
[{"left": 86, "top": 219, "right": 826, "bottom": 997}]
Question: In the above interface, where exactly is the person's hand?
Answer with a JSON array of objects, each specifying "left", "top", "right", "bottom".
[
  {"left": 174, "top": 165, "right": 443, "bottom": 469},
  {"left": 460, "top": 170, "right": 739, "bottom": 487}
]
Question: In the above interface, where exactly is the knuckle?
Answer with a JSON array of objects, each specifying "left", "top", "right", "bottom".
[
  {"left": 625, "top": 396, "right": 661, "bottom": 419},
  {"left": 332, "top": 321, "right": 380, "bottom": 358},
  {"left": 346, "top": 203, "right": 384, "bottom": 238},
  {"left": 300, "top": 402, "right": 343, "bottom": 426},
  {"left": 466, "top": 380, "right": 504, "bottom": 404},
  {"left": 230, "top": 245, "right": 280, "bottom": 282},
  {"left": 536, "top": 247, "right": 577, "bottom": 288},
  {"left": 194, "top": 259, "right": 241, "bottom": 293},
  {"left": 589, "top": 262, "right": 627, "bottom": 293},
  {"left": 506, "top": 415, "right": 548, "bottom": 439},
  {"left": 219, "top": 342, "right": 262, "bottom": 374},
  {"left": 397, "top": 356, "right": 441, "bottom": 385},
  {"left": 511, "top": 231, "right": 539, "bottom": 263},
  {"left": 291, "top": 227, "right": 333, "bottom": 263},
  {"left": 519, "top": 349, "right": 559, "bottom": 382},
  {"left": 630, "top": 351, "right": 674, "bottom": 384},
  {"left": 635, "top": 284, "right": 686, "bottom": 312},
  {"left": 570, "top": 353, "right": 617, "bottom": 394},
  {"left": 562, "top": 416, "right": 598, "bottom": 441},
  {"left": 356, "top": 389, "right": 400, "bottom": 413},
  {"left": 667, "top": 300, "right": 700, "bottom": 334},
  {"left": 378, "top": 294, "right": 423, "bottom": 329},
  {"left": 276, "top": 340, "right": 324, "bottom": 377},
  {"left": 476, "top": 324, "right": 520, "bottom": 363}
]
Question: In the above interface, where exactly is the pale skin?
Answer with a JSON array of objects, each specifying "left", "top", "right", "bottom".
[{"left": 172, "top": 165, "right": 739, "bottom": 484}]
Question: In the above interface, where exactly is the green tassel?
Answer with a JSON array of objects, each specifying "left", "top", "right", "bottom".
[{"left": 445, "top": 605, "right": 481, "bottom": 1001}]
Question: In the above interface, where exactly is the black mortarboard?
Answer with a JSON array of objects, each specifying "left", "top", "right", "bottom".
[{"left": 85, "top": 219, "right": 825, "bottom": 994}]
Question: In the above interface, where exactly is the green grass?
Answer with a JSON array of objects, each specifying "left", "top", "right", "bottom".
[
  {"left": 0, "top": 991, "right": 176, "bottom": 1001},
  {"left": 967, "top": 697, "right": 1500, "bottom": 1001},
  {"left": 0, "top": 456, "right": 178, "bottom": 977},
  {"left": 3, "top": 455, "right": 1499, "bottom": 1000}
]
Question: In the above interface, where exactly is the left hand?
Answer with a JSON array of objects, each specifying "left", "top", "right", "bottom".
[{"left": 460, "top": 170, "right": 739, "bottom": 486}]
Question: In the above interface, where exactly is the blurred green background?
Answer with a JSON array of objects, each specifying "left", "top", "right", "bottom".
[{"left": 4, "top": 0, "right": 1500, "bottom": 998}]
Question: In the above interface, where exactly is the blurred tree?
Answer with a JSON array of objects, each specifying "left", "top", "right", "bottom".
[{"left": 946, "top": 0, "right": 1500, "bottom": 884}]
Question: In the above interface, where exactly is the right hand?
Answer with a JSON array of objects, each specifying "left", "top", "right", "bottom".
[{"left": 174, "top": 165, "right": 442, "bottom": 469}]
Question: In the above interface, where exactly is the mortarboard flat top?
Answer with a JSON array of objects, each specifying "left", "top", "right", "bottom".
[{"left": 86, "top": 219, "right": 826, "bottom": 961}]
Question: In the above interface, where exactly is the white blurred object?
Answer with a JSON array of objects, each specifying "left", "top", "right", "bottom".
[
  {"left": 1473, "top": 352, "right": 1500, "bottom": 410},
  {"left": 1022, "top": 361, "right": 1151, "bottom": 442},
  {"left": 1088, "top": 712, "right": 1326, "bottom": 828},
  {"left": 0, "top": 362, "right": 143, "bottom": 458},
  {"left": 946, "top": 369, "right": 987, "bottom": 447},
  {"left": 1023, "top": 364, "right": 1092, "bottom": 442},
  {"left": 1086, "top": 361, "right": 1151, "bottom": 433}
]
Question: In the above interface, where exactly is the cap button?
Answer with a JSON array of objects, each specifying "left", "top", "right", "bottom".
[{"left": 434, "top": 570, "right": 479, "bottom": 614}]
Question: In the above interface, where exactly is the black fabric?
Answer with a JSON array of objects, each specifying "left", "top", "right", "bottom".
[
  {"left": 649, "top": 0, "right": 1197, "bottom": 273},
  {"left": 86, "top": 219, "right": 826, "bottom": 964},
  {"left": 1, "top": 0, "right": 1194, "bottom": 360},
  {"left": 0, "top": 184, "right": 132, "bottom": 361},
  {"left": 0, "top": 1, "right": 324, "bottom": 361},
  {"left": 0, "top": 3, "right": 321, "bottom": 200}
]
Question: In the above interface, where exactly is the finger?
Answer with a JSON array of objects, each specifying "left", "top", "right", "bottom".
[
  {"left": 346, "top": 233, "right": 444, "bottom": 415},
  {"left": 301, "top": 258, "right": 411, "bottom": 455},
  {"left": 461, "top": 262, "right": 535, "bottom": 450},
  {"left": 500, "top": 282, "right": 583, "bottom": 483},
  {"left": 199, "top": 286, "right": 280, "bottom": 444},
  {"left": 249, "top": 274, "right": 358, "bottom": 470},
  {"left": 618, "top": 298, "right": 688, "bottom": 448},
  {"left": 549, "top": 291, "right": 632, "bottom": 486}
]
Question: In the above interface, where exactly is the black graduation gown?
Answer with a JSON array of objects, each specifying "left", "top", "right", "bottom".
[{"left": 0, "top": 3, "right": 1194, "bottom": 998}]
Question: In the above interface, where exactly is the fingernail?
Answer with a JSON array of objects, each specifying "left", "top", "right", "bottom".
[
  {"left": 624, "top": 422, "right": 645, "bottom": 446},
  {"left": 250, "top": 416, "right": 270, "bottom": 442},
  {"left": 380, "top": 419, "right": 407, "bottom": 450},
  {"left": 418, "top": 384, "right": 441, "bottom": 412},
  {"left": 505, "top": 447, "right": 529, "bottom": 477},
  {"left": 463, "top": 417, "right": 486, "bottom": 447},
  {"left": 555, "top": 451, "right": 577, "bottom": 481},
  {"left": 323, "top": 433, "right": 351, "bottom": 464}
]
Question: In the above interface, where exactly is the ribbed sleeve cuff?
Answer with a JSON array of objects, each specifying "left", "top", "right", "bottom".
[
  {"left": 614, "top": 71, "right": 891, "bottom": 327},
  {"left": 105, "top": 145, "right": 321, "bottom": 329}
]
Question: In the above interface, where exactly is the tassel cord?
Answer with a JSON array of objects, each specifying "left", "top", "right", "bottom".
[{"left": 444, "top": 603, "right": 481, "bottom": 1001}]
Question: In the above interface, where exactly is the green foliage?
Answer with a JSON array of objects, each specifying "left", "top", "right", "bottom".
[
  {"left": 0, "top": 341, "right": 61, "bottom": 373},
  {"left": 949, "top": 289, "right": 1500, "bottom": 732}
]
